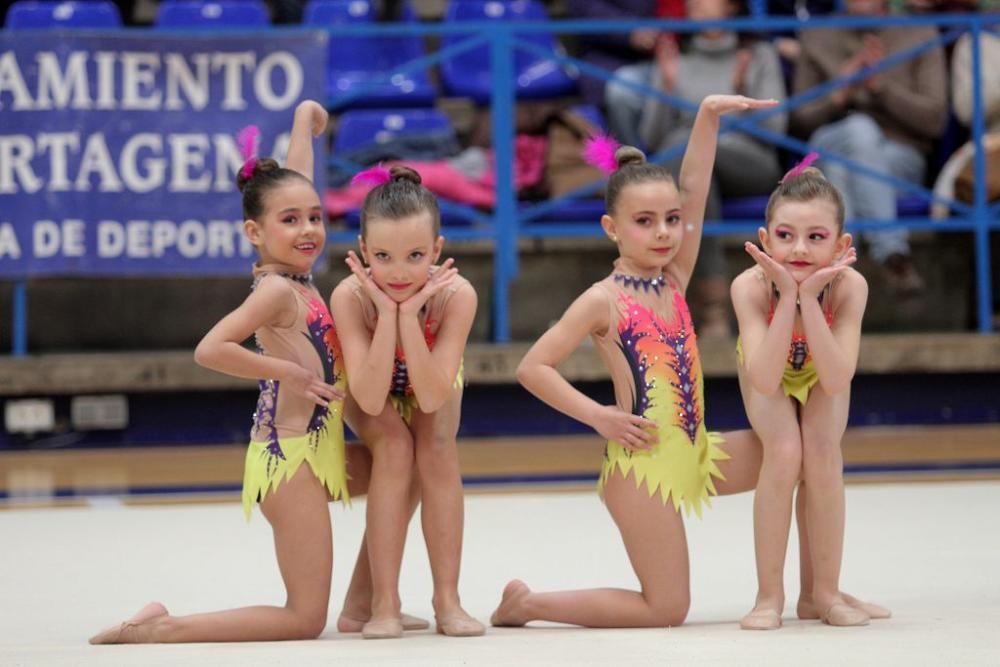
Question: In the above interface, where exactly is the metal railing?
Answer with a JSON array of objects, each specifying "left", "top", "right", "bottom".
[{"left": 6, "top": 13, "right": 998, "bottom": 352}]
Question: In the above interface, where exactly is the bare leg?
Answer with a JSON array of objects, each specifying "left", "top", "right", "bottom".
[
  {"left": 799, "top": 388, "right": 868, "bottom": 626},
  {"left": 736, "top": 370, "right": 803, "bottom": 629},
  {"left": 90, "top": 465, "right": 335, "bottom": 643},
  {"left": 410, "top": 386, "right": 483, "bottom": 636},
  {"left": 339, "top": 397, "right": 415, "bottom": 638},
  {"left": 337, "top": 476, "right": 425, "bottom": 632},
  {"left": 492, "top": 468, "right": 690, "bottom": 628},
  {"left": 713, "top": 428, "right": 762, "bottom": 496}
]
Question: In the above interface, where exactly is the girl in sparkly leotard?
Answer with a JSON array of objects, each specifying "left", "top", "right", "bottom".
[
  {"left": 732, "top": 160, "right": 889, "bottom": 629},
  {"left": 90, "top": 104, "right": 360, "bottom": 644},
  {"left": 490, "top": 95, "right": 779, "bottom": 629}
]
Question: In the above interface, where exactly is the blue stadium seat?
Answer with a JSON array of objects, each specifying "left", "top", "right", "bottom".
[
  {"left": 155, "top": 1, "right": 269, "bottom": 29},
  {"left": 5, "top": 1, "right": 122, "bottom": 29},
  {"left": 570, "top": 104, "right": 608, "bottom": 133},
  {"left": 440, "top": 0, "right": 577, "bottom": 104},
  {"left": 305, "top": 0, "right": 436, "bottom": 109},
  {"left": 333, "top": 108, "right": 455, "bottom": 154},
  {"left": 331, "top": 109, "right": 478, "bottom": 226}
]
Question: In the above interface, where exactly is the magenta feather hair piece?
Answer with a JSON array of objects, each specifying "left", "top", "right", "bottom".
[
  {"left": 782, "top": 151, "right": 819, "bottom": 182},
  {"left": 583, "top": 134, "right": 621, "bottom": 175},
  {"left": 351, "top": 164, "right": 393, "bottom": 189},
  {"left": 237, "top": 125, "right": 261, "bottom": 180}
]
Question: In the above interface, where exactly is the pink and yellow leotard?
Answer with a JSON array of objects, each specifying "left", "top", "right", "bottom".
[
  {"left": 590, "top": 264, "right": 729, "bottom": 518},
  {"left": 342, "top": 267, "right": 468, "bottom": 423},
  {"left": 736, "top": 277, "right": 835, "bottom": 406},
  {"left": 241, "top": 263, "right": 350, "bottom": 519}
]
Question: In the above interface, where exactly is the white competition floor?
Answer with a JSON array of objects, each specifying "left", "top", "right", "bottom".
[{"left": 2, "top": 481, "right": 999, "bottom": 666}]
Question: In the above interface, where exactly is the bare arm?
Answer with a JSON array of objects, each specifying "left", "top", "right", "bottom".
[
  {"left": 731, "top": 267, "right": 796, "bottom": 396},
  {"left": 329, "top": 264, "right": 398, "bottom": 416},
  {"left": 671, "top": 95, "right": 779, "bottom": 288},
  {"left": 517, "top": 286, "right": 657, "bottom": 450},
  {"left": 285, "top": 100, "right": 328, "bottom": 180},
  {"left": 799, "top": 268, "right": 867, "bottom": 396},
  {"left": 398, "top": 281, "right": 477, "bottom": 413},
  {"left": 194, "top": 276, "right": 340, "bottom": 406}
]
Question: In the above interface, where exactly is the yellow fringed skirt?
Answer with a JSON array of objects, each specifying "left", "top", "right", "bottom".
[
  {"left": 598, "top": 426, "right": 729, "bottom": 519},
  {"left": 241, "top": 411, "right": 350, "bottom": 520},
  {"left": 736, "top": 338, "right": 820, "bottom": 406},
  {"left": 388, "top": 359, "right": 465, "bottom": 425}
]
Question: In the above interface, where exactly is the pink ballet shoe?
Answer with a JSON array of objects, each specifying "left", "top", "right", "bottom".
[
  {"left": 401, "top": 613, "right": 430, "bottom": 631},
  {"left": 854, "top": 601, "right": 891, "bottom": 620},
  {"left": 435, "top": 614, "right": 486, "bottom": 637},
  {"left": 361, "top": 616, "right": 403, "bottom": 639},
  {"left": 89, "top": 601, "right": 168, "bottom": 645},
  {"left": 821, "top": 603, "right": 870, "bottom": 627},
  {"left": 740, "top": 607, "right": 783, "bottom": 631},
  {"left": 339, "top": 611, "right": 430, "bottom": 633}
]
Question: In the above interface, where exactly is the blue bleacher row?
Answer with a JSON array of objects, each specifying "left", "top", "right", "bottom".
[
  {"left": 4, "top": 0, "right": 576, "bottom": 105},
  {"left": 1, "top": 0, "right": 963, "bottom": 227}
]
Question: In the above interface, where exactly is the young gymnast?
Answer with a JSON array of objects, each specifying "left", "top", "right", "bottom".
[
  {"left": 732, "top": 156, "right": 889, "bottom": 629},
  {"left": 321, "top": 153, "right": 483, "bottom": 637},
  {"left": 90, "top": 106, "right": 356, "bottom": 643},
  {"left": 490, "top": 94, "right": 778, "bottom": 629},
  {"left": 282, "top": 103, "right": 430, "bottom": 637}
]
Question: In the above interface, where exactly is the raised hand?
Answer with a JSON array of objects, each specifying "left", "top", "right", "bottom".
[
  {"left": 629, "top": 28, "right": 659, "bottom": 52},
  {"left": 701, "top": 94, "right": 779, "bottom": 116},
  {"left": 295, "top": 100, "right": 329, "bottom": 137},
  {"left": 280, "top": 361, "right": 344, "bottom": 407},
  {"left": 732, "top": 48, "right": 752, "bottom": 96},
  {"left": 799, "top": 246, "right": 857, "bottom": 299},
  {"left": 861, "top": 34, "right": 885, "bottom": 92},
  {"left": 745, "top": 241, "right": 798, "bottom": 297},
  {"left": 399, "top": 258, "right": 459, "bottom": 317},
  {"left": 345, "top": 250, "right": 397, "bottom": 315},
  {"left": 654, "top": 35, "right": 680, "bottom": 93},
  {"left": 590, "top": 405, "right": 658, "bottom": 452}
]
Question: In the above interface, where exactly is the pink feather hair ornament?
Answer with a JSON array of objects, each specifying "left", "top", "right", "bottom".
[
  {"left": 782, "top": 151, "right": 819, "bottom": 182},
  {"left": 582, "top": 134, "right": 622, "bottom": 175},
  {"left": 351, "top": 164, "right": 393, "bottom": 189},
  {"left": 237, "top": 125, "right": 261, "bottom": 181}
]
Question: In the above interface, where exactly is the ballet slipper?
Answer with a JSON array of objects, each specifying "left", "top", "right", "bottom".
[
  {"left": 401, "top": 613, "right": 431, "bottom": 631},
  {"left": 339, "top": 611, "right": 430, "bottom": 633},
  {"left": 435, "top": 613, "right": 486, "bottom": 637},
  {"left": 821, "top": 602, "right": 870, "bottom": 627},
  {"left": 490, "top": 579, "right": 531, "bottom": 627},
  {"left": 798, "top": 594, "right": 891, "bottom": 620},
  {"left": 852, "top": 600, "right": 891, "bottom": 620},
  {"left": 89, "top": 601, "right": 168, "bottom": 645},
  {"left": 739, "top": 607, "right": 783, "bottom": 631},
  {"left": 361, "top": 616, "right": 404, "bottom": 639}
]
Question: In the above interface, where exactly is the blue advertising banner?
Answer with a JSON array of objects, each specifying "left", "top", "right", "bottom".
[{"left": 0, "top": 30, "right": 327, "bottom": 277}]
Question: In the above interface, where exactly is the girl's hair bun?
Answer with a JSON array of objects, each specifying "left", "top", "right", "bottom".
[
  {"left": 389, "top": 165, "right": 422, "bottom": 185},
  {"left": 236, "top": 157, "right": 280, "bottom": 193},
  {"left": 615, "top": 145, "right": 647, "bottom": 169}
]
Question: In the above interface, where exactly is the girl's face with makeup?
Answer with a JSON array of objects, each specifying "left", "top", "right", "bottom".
[
  {"left": 359, "top": 212, "right": 443, "bottom": 303},
  {"left": 604, "top": 180, "right": 685, "bottom": 272},
  {"left": 246, "top": 179, "right": 325, "bottom": 273},
  {"left": 760, "top": 198, "right": 850, "bottom": 282}
]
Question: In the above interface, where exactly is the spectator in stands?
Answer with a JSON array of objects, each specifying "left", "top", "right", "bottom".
[
  {"left": 567, "top": 0, "right": 684, "bottom": 109},
  {"left": 766, "top": 0, "right": 839, "bottom": 62},
  {"left": 790, "top": 0, "right": 948, "bottom": 295},
  {"left": 890, "top": 0, "right": 981, "bottom": 13},
  {"left": 931, "top": 17, "right": 1000, "bottom": 325},
  {"left": 604, "top": 0, "right": 788, "bottom": 337}
]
